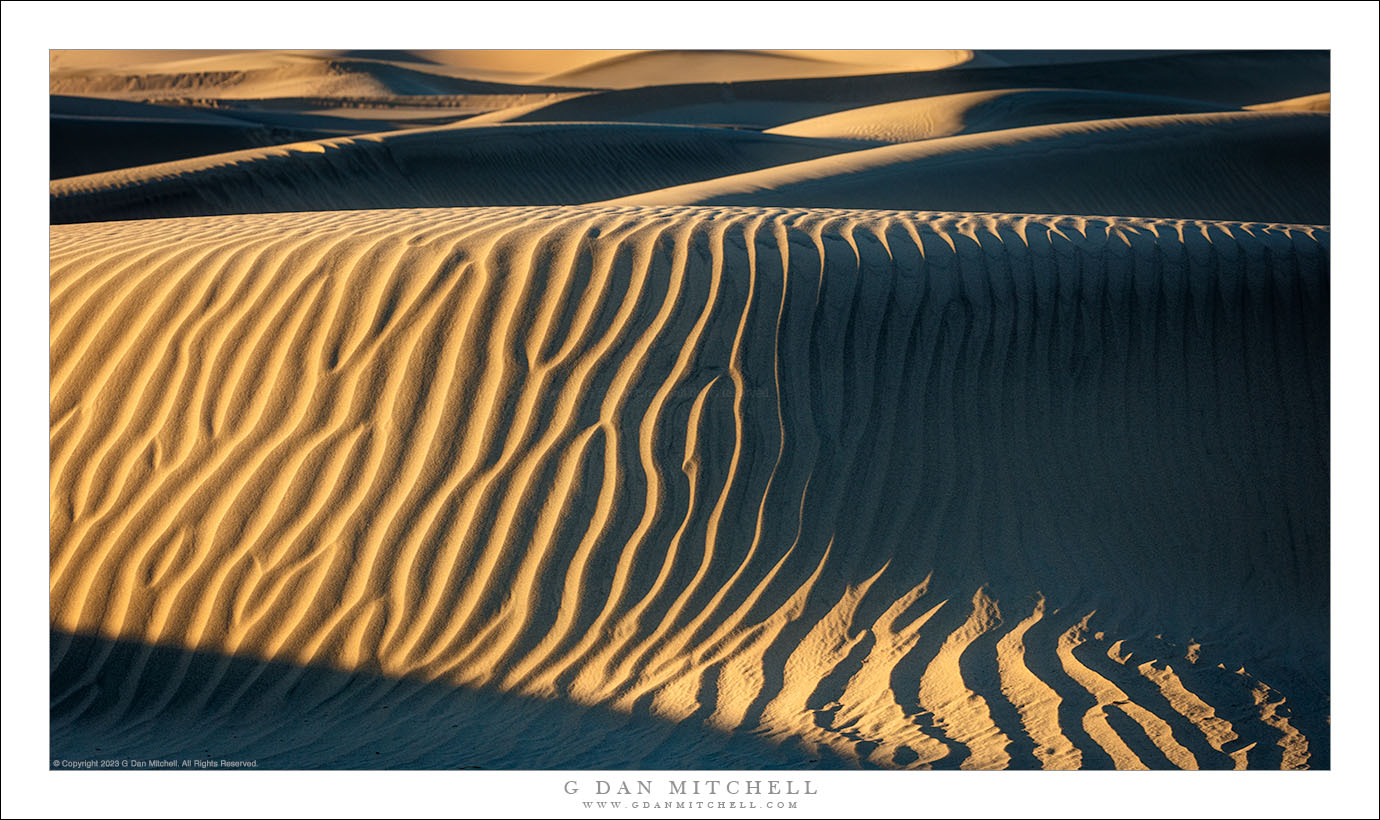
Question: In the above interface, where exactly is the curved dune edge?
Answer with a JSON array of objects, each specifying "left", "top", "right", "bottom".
[
  {"left": 49, "top": 50, "right": 587, "bottom": 100},
  {"left": 1246, "top": 92, "right": 1330, "bottom": 113},
  {"left": 49, "top": 96, "right": 379, "bottom": 180},
  {"left": 49, "top": 123, "right": 867, "bottom": 224},
  {"left": 608, "top": 111, "right": 1330, "bottom": 224},
  {"left": 50, "top": 206, "right": 1328, "bottom": 769},
  {"left": 531, "top": 49, "right": 982, "bottom": 89},
  {"left": 48, "top": 49, "right": 982, "bottom": 98},
  {"left": 476, "top": 51, "right": 1329, "bottom": 129},
  {"left": 765, "top": 88, "right": 1237, "bottom": 143}
]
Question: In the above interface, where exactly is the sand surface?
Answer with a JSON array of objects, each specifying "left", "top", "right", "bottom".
[{"left": 49, "top": 50, "right": 1329, "bottom": 770}]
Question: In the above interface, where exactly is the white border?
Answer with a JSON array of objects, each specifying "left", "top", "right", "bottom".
[{"left": 5, "top": 2, "right": 1377, "bottom": 817}]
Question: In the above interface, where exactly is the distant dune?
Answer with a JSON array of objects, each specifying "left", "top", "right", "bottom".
[
  {"left": 49, "top": 123, "right": 867, "bottom": 224},
  {"left": 49, "top": 50, "right": 584, "bottom": 101},
  {"left": 51, "top": 112, "right": 1326, "bottom": 226},
  {"left": 765, "top": 88, "right": 1237, "bottom": 143},
  {"left": 613, "top": 112, "right": 1328, "bottom": 224},
  {"left": 532, "top": 49, "right": 982, "bottom": 88},
  {"left": 50, "top": 95, "right": 378, "bottom": 178},
  {"left": 474, "top": 51, "right": 1329, "bottom": 128},
  {"left": 48, "top": 49, "right": 1330, "bottom": 771}
]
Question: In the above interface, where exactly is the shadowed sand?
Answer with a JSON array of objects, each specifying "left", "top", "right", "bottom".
[
  {"left": 50, "top": 206, "right": 1328, "bottom": 769},
  {"left": 610, "top": 112, "right": 1329, "bottom": 223},
  {"left": 49, "top": 124, "right": 868, "bottom": 224},
  {"left": 50, "top": 112, "right": 1326, "bottom": 226},
  {"left": 50, "top": 95, "right": 402, "bottom": 179},
  {"left": 50, "top": 629, "right": 861, "bottom": 769}
]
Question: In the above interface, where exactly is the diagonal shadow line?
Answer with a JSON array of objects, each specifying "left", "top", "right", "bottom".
[{"left": 50, "top": 628, "right": 866, "bottom": 770}]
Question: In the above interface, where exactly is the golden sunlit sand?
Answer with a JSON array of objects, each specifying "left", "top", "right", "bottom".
[{"left": 49, "top": 49, "right": 1329, "bottom": 770}]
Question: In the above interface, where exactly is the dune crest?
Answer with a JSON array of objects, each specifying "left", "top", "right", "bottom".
[{"left": 532, "top": 49, "right": 981, "bottom": 89}]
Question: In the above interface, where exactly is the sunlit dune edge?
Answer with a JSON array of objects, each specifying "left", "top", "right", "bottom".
[
  {"left": 1245, "top": 92, "right": 1331, "bottom": 113},
  {"left": 764, "top": 88, "right": 1242, "bottom": 143}
]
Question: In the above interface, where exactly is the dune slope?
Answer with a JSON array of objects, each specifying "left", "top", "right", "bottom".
[
  {"left": 765, "top": 88, "right": 1236, "bottom": 143},
  {"left": 49, "top": 50, "right": 586, "bottom": 101},
  {"left": 50, "top": 206, "right": 1328, "bottom": 769},
  {"left": 481, "top": 51, "right": 1328, "bottom": 128},
  {"left": 612, "top": 112, "right": 1329, "bottom": 224},
  {"left": 50, "top": 95, "right": 380, "bottom": 179},
  {"left": 49, "top": 123, "right": 867, "bottom": 224},
  {"left": 533, "top": 49, "right": 982, "bottom": 88}
]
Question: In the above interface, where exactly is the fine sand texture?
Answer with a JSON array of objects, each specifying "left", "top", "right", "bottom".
[{"left": 50, "top": 50, "right": 1329, "bottom": 770}]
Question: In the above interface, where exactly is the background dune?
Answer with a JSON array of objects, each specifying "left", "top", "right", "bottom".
[
  {"left": 610, "top": 112, "right": 1329, "bottom": 223},
  {"left": 764, "top": 88, "right": 1238, "bottom": 143},
  {"left": 47, "top": 49, "right": 1331, "bottom": 772},
  {"left": 49, "top": 50, "right": 587, "bottom": 101},
  {"left": 49, "top": 123, "right": 868, "bottom": 224},
  {"left": 50, "top": 95, "right": 381, "bottom": 178},
  {"left": 529, "top": 49, "right": 983, "bottom": 88},
  {"left": 458, "top": 51, "right": 1328, "bottom": 129}
]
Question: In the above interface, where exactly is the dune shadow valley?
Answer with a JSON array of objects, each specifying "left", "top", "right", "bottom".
[{"left": 49, "top": 49, "right": 1329, "bottom": 771}]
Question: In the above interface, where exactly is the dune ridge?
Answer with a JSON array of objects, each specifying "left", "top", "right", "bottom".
[
  {"left": 50, "top": 95, "right": 382, "bottom": 179},
  {"left": 49, "top": 124, "right": 868, "bottom": 224},
  {"left": 50, "top": 205, "right": 1328, "bottom": 769},
  {"left": 49, "top": 51, "right": 588, "bottom": 100},
  {"left": 531, "top": 49, "right": 981, "bottom": 88},
  {"left": 611, "top": 111, "right": 1329, "bottom": 224},
  {"left": 472, "top": 51, "right": 1328, "bottom": 128},
  {"left": 49, "top": 111, "right": 1327, "bottom": 226},
  {"left": 764, "top": 88, "right": 1238, "bottom": 143}
]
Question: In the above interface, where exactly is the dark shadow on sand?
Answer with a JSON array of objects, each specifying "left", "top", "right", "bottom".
[{"left": 50, "top": 629, "right": 857, "bottom": 770}]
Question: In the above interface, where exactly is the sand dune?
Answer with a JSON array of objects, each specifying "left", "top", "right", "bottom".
[
  {"left": 49, "top": 123, "right": 866, "bottom": 224},
  {"left": 477, "top": 51, "right": 1328, "bottom": 128},
  {"left": 50, "top": 95, "right": 380, "bottom": 179},
  {"left": 49, "top": 50, "right": 584, "bottom": 101},
  {"left": 1247, "top": 92, "right": 1331, "bottom": 112},
  {"left": 48, "top": 50, "right": 589, "bottom": 134},
  {"left": 532, "top": 49, "right": 982, "bottom": 89},
  {"left": 51, "top": 94, "right": 460, "bottom": 134},
  {"left": 48, "top": 49, "right": 987, "bottom": 94},
  {"left": 45, "top": 48, "right": 1331, "bottom": 775},
  {"left": 765, "top": 88, "right": 1236, "bottom": 143},
  {"left": 50, "top": 206, "right": 1328, "bottom": 769},
  {"left": 613, "top": 112, "right": 1329, "bottom": 224},
  {"left": 50, "top": 111, "right": 1327, "bottom": 226},
  {"left": 50, "top": 50, "right": 259, "bottom": 72}
]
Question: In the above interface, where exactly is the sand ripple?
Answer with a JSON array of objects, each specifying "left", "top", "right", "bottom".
[{"left": 50, "top": 206, "right": 1327, "bottom": 768}]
